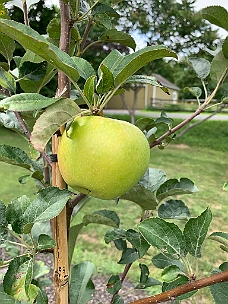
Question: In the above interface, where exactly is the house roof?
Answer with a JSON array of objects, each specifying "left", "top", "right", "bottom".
[{"left": 152, "top": 73, "right": 180, "bottom": 91}]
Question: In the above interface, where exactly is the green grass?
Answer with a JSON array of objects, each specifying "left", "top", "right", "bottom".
[{"left": 1, "top": 120, "right": 228, "bottom": 303}]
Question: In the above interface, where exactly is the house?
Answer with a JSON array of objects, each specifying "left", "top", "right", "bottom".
[{"left": 105, "top": 73, "right": 180, "bottom": 110}]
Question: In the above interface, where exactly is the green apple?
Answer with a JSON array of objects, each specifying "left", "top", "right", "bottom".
[{"left": 58, "top": 115, "right": 150, "bottom": 200}]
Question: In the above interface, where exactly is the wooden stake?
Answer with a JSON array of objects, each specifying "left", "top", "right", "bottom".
[{"left": 52, "top": 131, "right": 69, "bottom": 304}]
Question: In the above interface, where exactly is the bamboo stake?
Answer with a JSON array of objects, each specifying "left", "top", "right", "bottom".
[{"left": 51, "top": 1, "right": 72, "bottom": 303}]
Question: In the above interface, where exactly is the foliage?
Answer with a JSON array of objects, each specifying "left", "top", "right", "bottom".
[{"left": 0, "top": 1, "right": 228, "bottom": 304}]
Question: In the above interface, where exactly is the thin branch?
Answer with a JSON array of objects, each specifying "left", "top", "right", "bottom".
[
  {"left": 22, "top": 0, "right": 29, "bottom": 26},
  {"left": 130, "top": 269, "right": 228, "bottom": 304},
  {"left": 66, "top": 193, "right": 87, "bottom": 231},
  {"left": 150, "top": 71, "right": 228, "bottom": 148},
  {"left": 79, "top": 18, "right": 93, "bottom": 54},
  {"left": 14, "top": 111, "right": 31, "bottom": 139}
]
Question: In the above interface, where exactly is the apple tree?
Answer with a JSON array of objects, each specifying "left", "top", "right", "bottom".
[{"left": 0, "top": 1, "right": 228, "bottom": 303}]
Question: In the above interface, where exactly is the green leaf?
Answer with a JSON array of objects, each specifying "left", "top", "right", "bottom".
[
  {"left": 183, "top": 207, "right": 212, "bottom": 258},
  {"left": 162, "top": 275, "right": 197, "bottom": 300},
  {"left": 152, "top": 253, "right": 184, "bottom": 271},
  {"left": 135, "top": 117, "right": 156, "bottom": 132},
  {"left": 120, "top": 168, "right": 166, "bottom": 210},
  {"left": 222, "top": 36, "right": 228, "bottom": 59},
  {"left": 188, "top": 58, "right": 211, "bottom": 79},
  {"left": 126, "top": 229, "right": 150, "bottom": 258},
  {"left": 106, "top": 275, "right": 122, "bottom": 295},
  {"left": 19, "top": 61, "right": 47, "bottom": 81},
  {"left": 0, "top": 32, "right": 15, "bottom": 62},
  {"left": 31, "top": 98, "right": 81, "bottom": 152},
  {"left": 0, "top": 111, "right": 24, "bottom": 133},
  {"left": 183, "top": 86, "right": 202, "bottom": 98},
  {"left": 68, "top": 223, "right": 84, "bottom": 267},
  {"left": 37, "top": 234, "right": 56, "bottom": 250},
  {"left": 0, "top": 19, "right": 79, "bottom": 83},
  {"left": 112, "top": 295, "right": 124, "bottom": 304},
  {"left": 155, "top": 110, "right": 173, "bottom": 126},
  {"left": 83, "top": 209, "right": 120, "bottom": 227},
  {"left": 96, "top": 64, "right": 115, "bottom": 94},
  {"left": 158, "top": 199, "right": 191, "bottom": 220},
  {"left": 113, "top": 46, "right": 177, "bottom": 87},
  {"left": 0, "top": 68, "right": 16, "bottom": 93},
  {"left": 100, "top": 29, "right": 136, "bottom": 50},
  {"left": 99, "top": 49, "right": 123, "bottom": 73},
  {"left": 209, "top": 231, "right": 228, "bottom": 250},
  {"left": 0, "top": 291, "right": 21, "bottom": 303},
  {"left": 92, "top": 3, "right": 119, "bottom": 18},
  {"left": 156, "top": 178, "right": 198, "bottom": 203},
  {"left": 161, "top": 265, "right": 184, "bottom": 282},
  {"left": 3, "top": 256, "right": 39, "bottom": 303},
  {"left": 201, "top": 5, "right": 228, "bottom": 31},
  {"left": 0, "top": 93, "right": 61, "bottom": 111},
  {"left": 104, "top": 227, "right": 126, "bottom": 244},
  {"left": 138, "top": 218, "right": 186, "bottom": 258},
  {"left": 72, "top": 57, "right": 96, "bottom": 80},
  {"left": 6, "top": 195, "right": 31, "bottom": 234},
  {"left": 139, "top": 264, "right": 149, "bottom": 284},
  {"left": 84, "top": 75, "right": 96, "bottom": 104},
  {"left": 118, "top": 248, "right": 139, "bottom": 264},
  {"left": 210, "top": 262, "right": 228, "bottom": 303},
  {"left": 0, "top": 200, "right": 8, "bottom": 244},
  {"left": 210, "top": 50, "right": 228, "bottom": 83},
  {"left": 94, "top": 13, "right": 113, "bottom": 29},
  {"left": 125, "top": 75, "right": 169, "bottom": 92},
  {"left": 21, "top": 187, "right": 72, "bottom": 232},
  {"left": 70, "top": 262, "right": 95, "bottom": 304},
  {"left": 0, "top": 145, "right": 40, "bottom": 171}
]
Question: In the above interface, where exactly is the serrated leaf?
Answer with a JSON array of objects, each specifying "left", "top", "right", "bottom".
[
  {"left": 99, "top": 49, "right": 123, "bottom": 73},
  {"left": 152, "top": 253, "right": 184, "bottom": 271},
  {"left": 104, "top": 227, "right": 126, "bottom": 244},
  {"left": 83, "top": 209, "right": 120, "bottom": 227},
  {"left": 120, "top": 168, "right": 166, "bottom": 210},
  {"left": 70, "top": 262, "right": 95, "bottom": 304},
  {"left": 135, "top": 117, "right": 156, "bottom": 131},
  {"left": 72, "top": 57, "right": 96, "bottom": 80},
  {"left": 161, "top": 265, "right": 184, "bottom": 282},
  {"left": 6, "top": 195, "right": 31, "bottom": 234},
  {"left": 84, "top": 75, "right": 96, "bottom": 104},
  {"left": 31, "top": 98, "right": 81, "bottom": 152},
  {"left": 0, "top": 145, "right": 40, "bottom": 171},
  {"left": 0, "top": 291, "right": 21, "bottom": 303},
  {"left": 0, "top": 111, "right": 24, "bottom": 133},
  {"left": 209, "top": 231, "right": 228, "bottom": 250},
  {"left": 0, "top": 93, "right": 61, "bottom": 111},
  {"left": 210, "top": 262, "right": 228, "bottom": 303},
  {"left": 0, "top": 32, "right": 15, "bottom": 62},
  {"left": 184, "top": 86, "right": 202, "bottom": 98},
  {"left": 222, "top": 36, "right": 228, "bottom": 59},
  {"left": 21, "top": 187, "right": 72, "bottom": 232},
  {"left": 118, "top": 248, "right": 139, "bottom": 264},
  {"left": 139, "top": 264, "right": 149, "bottom": 284},
  {"left": 201, "top": 5, "right": 228, "bottom": 31},
  {"left": 155, "top": 110, "right": 173, "bottom": 126},
  {"left": 106, "top": 275, "right": 122, "bottom": 295},
  {"left": 3, "top": 256, "right": 39, "bottom": 303},
  {"left": 37, "top": 234, "right": 56, "bottom": 250},
  {"left": 100, "top": 29, "right": 136, "bottom": 50},
  {"left": 94, "top": 13, "right": 112, "bottom": 29},
  {"left": 135, "top": 277, "right": 162, "bottom": 289},
  {"left": 114, "top": 238, "right": 127, "bottom": 251},
  {"left": 68, "top": 223, "right": 84, "bottom": 267},
  {"left": 125, "top": 75, "right": 169, "bottom": 94},
  {"left": 210, "top": 50, "right": 228, "bottom": 83},
  {"left": 0, "top": 68, "right": 16, "bottom": 93},
  {"left": 0, "top": 19, "right": 79, "bottom": 83},
  {"left": 92, "top": 3, "right": 119, "bottom": 18},
  {"left": 19, "top": 61, "right": 47, "bottom": 81},
  {"left": 156, "top": 178, "right": 198, "bottom": 203},
  {"left": 113, "top": 46, "right": 177, "bottom": 87},
  {"left": 162, "top": 275, "right": 197, "bottom": 301},
  {"left": 183, "top": 208, "right": 212, "bottom": 258},
  {"left": 158, "top": 199, "right": 191, "bottom": 220},
  {"left": 112, "top": 295, "right": 124, "bottom": 304},
  {"left": 96, "top": 64, "right": 115, "bottom": 94},
  {"left": 0, "top": 200, "right": 8, "bottom": 244},
  {"left": 138, "top": 218, "right": 186, "bottom": 258},
  {"left": 126, "top": 229, "right": 150, "bottom": 258},
  {"left": 188, "top": 58, "right": 211, "bottom": 79}
]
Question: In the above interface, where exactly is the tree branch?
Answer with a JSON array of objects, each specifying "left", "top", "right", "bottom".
[{"left": 130, "top": 269, "right": 228, "bottom": 304}]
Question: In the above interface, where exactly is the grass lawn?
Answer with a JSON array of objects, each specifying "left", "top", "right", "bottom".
[{"left": 0, "top": 116, "right": 228, "bottom": 303}]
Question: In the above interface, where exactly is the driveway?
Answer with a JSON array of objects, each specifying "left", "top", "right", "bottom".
[{"left": 104, "top": 109, "right": 228, "bottom": 121}]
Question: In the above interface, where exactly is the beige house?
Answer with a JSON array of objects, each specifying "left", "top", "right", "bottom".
[{"left": 106, "top": 73, "right": 180, "bottom": 110}]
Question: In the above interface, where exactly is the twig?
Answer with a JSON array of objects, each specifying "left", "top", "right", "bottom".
[
  {"left": 66, "top": 193, "right": 87, "bottom": 231},
  {"left": 130, "top": 269, "right": 228, "bottom": 304}
]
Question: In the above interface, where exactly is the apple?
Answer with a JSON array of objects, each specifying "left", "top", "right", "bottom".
[{"left": 58, "top": 115, "right": 150, "bottom": 200}]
